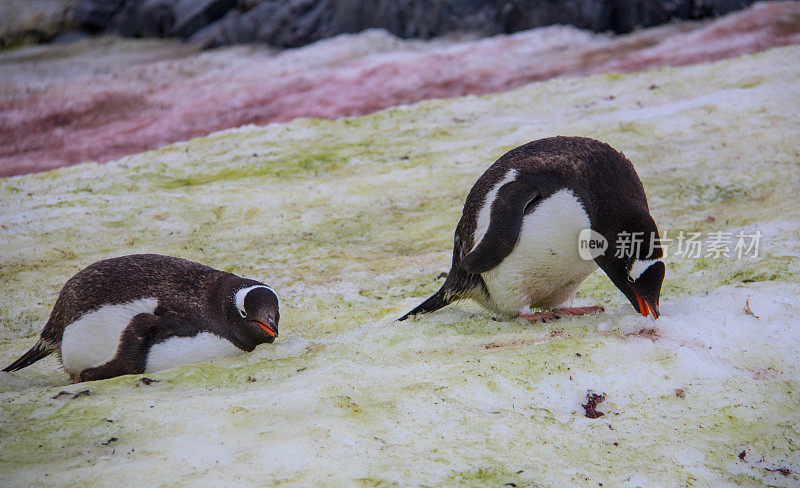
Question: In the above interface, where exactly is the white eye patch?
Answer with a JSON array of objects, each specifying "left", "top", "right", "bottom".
[
  {"left": 234, "top": 285, "right": 274, "bottom": 318},
  {"left": 628, "top": 259, "right": 663, "bottom": 281}
]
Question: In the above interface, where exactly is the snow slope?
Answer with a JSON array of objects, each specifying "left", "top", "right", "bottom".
[{"left": 0, "top": 46, "right": 798, "bottom": 486}]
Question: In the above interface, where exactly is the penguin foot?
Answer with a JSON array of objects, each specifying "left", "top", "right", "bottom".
[
  {"left": 519, "top": 312, "right": 560, "bottom": 323},
  {"left": 552, "top": 305, "right": 604, "bottom": 316}
]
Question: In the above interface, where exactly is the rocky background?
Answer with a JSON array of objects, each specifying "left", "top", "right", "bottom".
[
  {"left": 73, "top": 0, "right": 757, "bottom": 47},
  {"left": 0, "top": 0, "right": 79, "bottom": 49},
  {"left": 3, "top": 0, "right": 759, "bottom": 49}
]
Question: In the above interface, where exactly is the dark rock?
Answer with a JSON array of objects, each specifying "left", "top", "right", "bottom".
[
  {"left": 140, "top": 0, "right": 178, "bottom": 37},
  {"left": 0, "top": 0, "right": 80, "bottom": 49},
  {"left": 55, "top": 0, "right": 761, "bottom": 48},
  {"left": 189, "top": 10, "right": 249, "bottom": 46},
  {"left": 108, "top": 0, "right": 177, "bottom": 37},
  {"left": 191, "top": 0, "right": 758, "bottom": 48},
  {"left": 73, "top": 0, "right": 125, "bottom": 32},
  {"left": 172, "top": 0, "right": 238, "bottom": 38}
]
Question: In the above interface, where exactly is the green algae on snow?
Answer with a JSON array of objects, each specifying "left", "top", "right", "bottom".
[{"left": 1, "top": 47, "right": 800, "bottom": 487}]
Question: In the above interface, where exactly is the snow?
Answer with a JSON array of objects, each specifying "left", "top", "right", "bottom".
[{"left": 0, "top": 42, "right": 799, "bottom": 486}]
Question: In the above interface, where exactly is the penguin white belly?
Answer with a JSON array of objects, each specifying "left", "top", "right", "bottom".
[
  {"left": 480, "top": 189, "right": 598, "bottom": 315},
  {"left": 60, "top": 297, "right": 158, "bottom": 376},
  {"left": 145, "top": 332, "right": 243, "bottom": 373}
]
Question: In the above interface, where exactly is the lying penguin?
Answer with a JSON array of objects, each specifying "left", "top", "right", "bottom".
[
  {"left": 3, "top": 254, "right": 279, "bottom": 382},
  {"left": 400, "top": 136, "right": 664, "bottom": 322}
]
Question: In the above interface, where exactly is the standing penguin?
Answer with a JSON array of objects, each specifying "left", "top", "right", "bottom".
[
  {"left": 399, "top": 136, "right": 664, "bottom": 322},
  {"left": 3, "top": 254, "right": 280, "bottom": 382}
]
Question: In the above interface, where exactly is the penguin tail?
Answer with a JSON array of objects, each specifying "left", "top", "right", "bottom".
[
  {"left": 398, "top": 287, "right": 453, "bottom": 321},
  {"left": 3, "top": 339, "right": 56, "bottom": 373}
]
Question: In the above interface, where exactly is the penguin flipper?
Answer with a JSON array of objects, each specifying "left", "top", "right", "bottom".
[
  {"left": 76, "top": 312, "right": 180, "bottom": 382},
  {"left": 3, "top": 339, "right": 56, "bottom": 372},
  {"left": 398, "top": 286, "right": 451, "bottom": 321},
  {"left": 460, "top": 180, "right": 541, "bottom": 274}
]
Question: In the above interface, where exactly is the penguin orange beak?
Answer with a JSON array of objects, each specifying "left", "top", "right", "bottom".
[
  {"left": 252, "top": 319, "right": 278, "bottom": 337},
  {"left": 634, "top": 291, "right": 660, "bottom": 319}
]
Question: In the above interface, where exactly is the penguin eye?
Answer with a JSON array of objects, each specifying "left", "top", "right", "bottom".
[
  {"left": 523, "top": 195, "right": 541, "bottom": 214},
  {"left": 237, "top": 308, "right": 247, "bottom": 319}
]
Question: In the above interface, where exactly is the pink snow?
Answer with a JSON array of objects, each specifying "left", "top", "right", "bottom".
[{"left": 1, "top": 1, "right": 798, "bottom": 177}]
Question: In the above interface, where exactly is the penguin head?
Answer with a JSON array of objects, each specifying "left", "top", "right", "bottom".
[
  {"left": 596, "top": 214, "right": 665, "bottom": 319},
  {"left": 228, "top": 282, "right": 280, "bottom": 345},
  {"left": 623, "top": 258, "right": 665, "bottom": 319}
]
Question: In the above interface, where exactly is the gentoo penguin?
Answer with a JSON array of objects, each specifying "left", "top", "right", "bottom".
[
  {"left": 399, "top": 136, "right": 664, "bottom": 322},
  {"left": 3, "top": 254, "right": 280, "bottom": 382}
]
